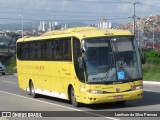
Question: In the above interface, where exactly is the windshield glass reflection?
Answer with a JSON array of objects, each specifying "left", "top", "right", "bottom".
[
  {"left": 85, "top": 38, "right": 116, "bottom": 83},
  {"left": 112, "top": 37, "right": 142, "bottom": 80},
  {"left": 84, "top": 36, "right": 142, "bottom": 83}
]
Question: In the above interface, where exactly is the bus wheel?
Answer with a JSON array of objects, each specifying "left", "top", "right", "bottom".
[
  {"left": 116, "top": 101, "right": 126, "bottom": 104},
  {"left": 70, "top": 87, "right": 79, "bottom": 107},
  {"left": 30, "top": 81, "right": 38, "bottom": 98},
  {"left": 27, "top": 87, "right": 31, "bottom": 95}
]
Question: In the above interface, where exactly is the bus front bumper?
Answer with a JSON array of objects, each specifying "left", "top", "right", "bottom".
[{"left": 82, "top": 89, "right": 143, "bottom": 104}]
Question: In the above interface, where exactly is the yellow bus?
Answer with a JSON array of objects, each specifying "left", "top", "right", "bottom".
[{"left": 16, "top": 27, "right": 144, "bottom": 107}]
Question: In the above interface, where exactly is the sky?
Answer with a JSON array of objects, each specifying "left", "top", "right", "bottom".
[{"left": 0, "top": 0, "right": 159, "bottom": 25}]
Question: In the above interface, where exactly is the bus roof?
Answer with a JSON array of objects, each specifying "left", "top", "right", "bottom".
[{"left": 17, "top": 27, "right": 133, "bottom": 42}]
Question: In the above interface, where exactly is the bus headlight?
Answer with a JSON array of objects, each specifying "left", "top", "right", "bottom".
[
  {"left": 131, "top": 85, "right": 143, "bottom": 91},
  {"left": 87, "top": 90, "right": 103, "bottom": 94}
]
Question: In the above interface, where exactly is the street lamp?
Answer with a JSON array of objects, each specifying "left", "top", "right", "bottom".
[
  {"left": 19, "top": 14, "right": 24, "bottom": 38},
  {"left": 128, "top": 16, "right": 141, "bottom": 48}
]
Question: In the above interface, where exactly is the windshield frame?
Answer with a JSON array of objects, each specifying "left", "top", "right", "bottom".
[{"left": 82, "top": 35, "right": 143, "bottom": 84}]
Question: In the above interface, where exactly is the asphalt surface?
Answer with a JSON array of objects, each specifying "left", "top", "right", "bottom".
[{"left": 0, "top": 74, "right": 160, "bottom": 120}]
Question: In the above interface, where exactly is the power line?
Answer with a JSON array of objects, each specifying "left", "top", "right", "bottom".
[
  {"left": 0, "top": 11, "right": 128, "bottom": 19},
  {"left": 0, "top": 17, "right": 129, "bottom": 22},
  {"left": 137, "top": 3, "right": 160, "bottom": 15},
  {"left": 137, "top": 10, "right": 160, "bottom": 14},
  {"left": 139, "top": 3, "right": 160, "bottom": 9},
  {"left": 0, "top": 17, "right": 33, "bottom": 21},
  {"left": 58, "top": 0, "right": 130, "bottom": 3},
  {"left": 0, "top": 5, "right": 131, "bottom": 22},
  {"left": 0, "top": 17, "right": 99, "bottom": 22},
  {"left": 0, "top": 6, "right": 129, "bottom": 15}
]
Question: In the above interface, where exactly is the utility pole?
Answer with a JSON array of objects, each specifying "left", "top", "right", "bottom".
[
  {"left": 132, "top": 0, "right": 139, "bottom": 35},
  {"left": 137, "top": 17, "right": 141, "bottom": 47},
  {"left": 133, "top": 2, "right": 136, "bottom": 35}
]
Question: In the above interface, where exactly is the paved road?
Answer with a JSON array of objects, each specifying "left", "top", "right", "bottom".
[{"left": 0, "top": 75, "right": 160, "bottom": 120}]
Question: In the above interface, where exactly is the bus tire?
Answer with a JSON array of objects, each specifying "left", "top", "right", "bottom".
[
  {"left": 70, "top": 87, "right": 80, "bottom": 107},
  {"left": 27, "top": 87, "right": 31, "bottom": 95},
  {"left": 30, "top": 81, "right": 38, "bottom": 98}
]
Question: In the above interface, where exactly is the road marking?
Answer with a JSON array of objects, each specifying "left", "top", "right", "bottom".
[
  {"left": 0, "top": 117, "right": 9, "bottom": 120},
  {"left": 143, "top": 81, "right": 160, "bottom": 85},
  {"left": 144, "top": 89, "right": 152, "bottom": 92},
  {"left": 0, "top": 81, "right": 16, "bottom": 84},
  {"left": 0, "top": 91, "right": 120, "bottom": 120}
]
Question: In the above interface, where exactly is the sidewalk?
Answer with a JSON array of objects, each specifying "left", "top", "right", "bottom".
[{"left": 143, "top": 81, "right": 160, "bottom": 85}]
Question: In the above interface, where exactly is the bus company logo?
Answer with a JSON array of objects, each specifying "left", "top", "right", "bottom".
[
  {"left": 2, "top": 112, "right": 12, "bottom": 117},
  {"left": 116, "top": 88, "right": 120, "bottom": 93}
]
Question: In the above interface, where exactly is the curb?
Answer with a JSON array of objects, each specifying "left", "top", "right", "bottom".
[
  {"left": 13, "top": 73, "right": 17, "bottom": 76},
  {"left": 143, "top": 81, "right": 160, "bottom": 85}
]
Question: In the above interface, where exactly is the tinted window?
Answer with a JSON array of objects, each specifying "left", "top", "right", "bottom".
[
  {"left": 17, "top": 37, "right": 72, "bottom": 61},
  {"left": 55, "top": 40, "right": 63, "bottom": 59},
  {"left": 73, "top": 38, "right": 84, "bottom": 82},
  {"left": 41, "top": 42, "right": 48, "bottom": 60},
  {"left": 63, "top": 38, "right": 71, "bottom": 60},
  {"left": 17, "top": 42, "right": 23, "bottom": 59},
  {"left": 30, "top": 42, "right": 35, "bottom": 60}
]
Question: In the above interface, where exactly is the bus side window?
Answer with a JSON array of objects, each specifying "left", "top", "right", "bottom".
[
  {"left": 54, "top": 40, "right": 62, "bottom": 60},
  {"left": 63, "top": 38, "right": 71, "bottom": 60},
  {"left": 17, "top": 42, "right": 23, "bottom": 60},
  {"left": 37, "top": 42, "right": 41, "bottom": 60},
  {"left": 23, "top": 43, "right": 29, "bottom": 60},
  {"left": 34, "top": 42, "right": 38, "bottom": 60},
  {"left": 41, "top": 42, "right": 48, "bottom": 60},
  {"left": 73, "top": 38, "right": 84, "bottom": 83},
  {"left": 30, "top": 42, "right": 35, "bottom": 60},
  {"left": 51, "top": 41, "right": 55, "bottom": 60},
  {"left": 73, "top": 38, "right": 81, "bottom": 63},
  {"left": 47, "top": 41, "right": 52, "bottom": 60}
]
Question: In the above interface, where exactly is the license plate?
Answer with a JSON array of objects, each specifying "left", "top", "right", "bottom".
[{"left": 114, "top": 95, "right": 123, "bottom": 99}]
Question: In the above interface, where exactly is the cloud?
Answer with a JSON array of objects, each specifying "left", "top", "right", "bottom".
[
  {"left": 117, "top": 3, "right": 132, "bottom": 12},
  {"left": 0, "top": 0, "right": 159, "bottom": 24}
]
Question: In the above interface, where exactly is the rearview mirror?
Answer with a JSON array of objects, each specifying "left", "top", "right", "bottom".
[
  {"left": 141, "top": 52, "right": 146, "bottom": 64},
  {"left": 140, "top": 50, "right": 146, "bottom": 64},
  {"left": 81, "top": 40, "right": 86, "bottom": 52}
]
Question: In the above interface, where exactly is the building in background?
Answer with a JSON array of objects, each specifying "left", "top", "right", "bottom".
[
  {"left": 53, "top": 22, "right": 61, "bottom": 30},
  {"left": 144, "top": 42, "right": 160, "bottom": 51},
  {"left": 48, "top": 22, "right": 55, "bottom": 31},
  {"left": 64, "top": 24, "right": 69, "bottom": 29},
  {"left": 98, "top": 18, "right": 112, "bottom": 29},
  {"left": 38, "top": 21, "right": 47, "bottom": 32},
  {"left": 48, "top": 21, "right": 62, "bottom": 31}
]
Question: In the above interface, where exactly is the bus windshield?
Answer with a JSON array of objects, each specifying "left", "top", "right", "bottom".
[{"left": 83, "top": 36, "right": 142, "bottom": 83}]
